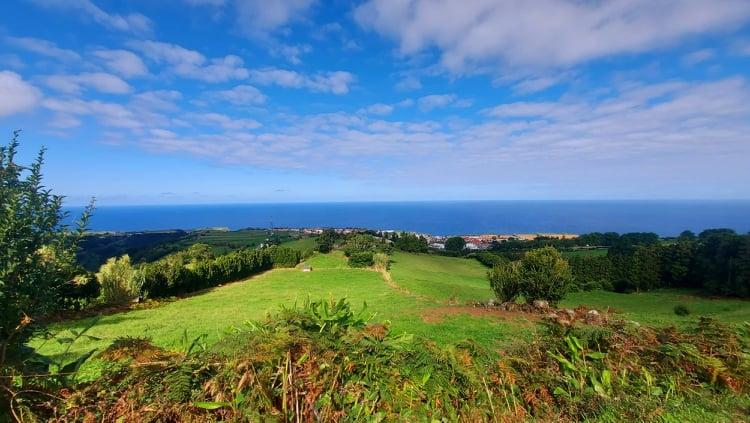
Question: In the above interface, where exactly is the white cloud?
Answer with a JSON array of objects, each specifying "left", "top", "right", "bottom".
[
  {"left": 42, "top": 98, "right": 143, "bottom": 129},
  {"left": 31, "top": 0, "right": 152, "bottom": 34},
  {"left": 0, "top": 71, "right": 42, "bottom": 116},
  {"left": 249, "top": 68, "right": 355, "bottom": 94},
  {"left": 361, "top": 103, "right": 394, "bottom": 116},
  {"left": 186, "top": 112, "right": 262, "bottom": 130},
  {"left": 355, "top": 0, "right": 750, "bottom": 72},
  {"left": 130, "top": 40, "right": 248, "bottom": 82},
  {"left": 272, "top": 44, "right": 312, "bottom": 65},
  {"left": 234, "top": 0, "right": 316, "bottom": 38},
  {"left": 395, "top": 75, "right": 422, "bottom": 91},
  {"left": 132, "top": 90, "right": 183, "bottom": 111},
  {"left": 417, "top": 94, "right": 456, "bottom": 111},
  {"left": 5, "top": 36, "right": 80, "bottom": 61},
  {"left": 45, "top": 72, "right": 131, "bottom": 94},
  {"left": 206, "top": 85, "right": 266, "bottom": 105},
  {"left": 359, "top": 99, "right": 414, "bottom": 115},
  {"left": 93, "top": 49, "right": 148, "bottom": 77},
  {"left": 682, "top": 49, "right": 716, "bottom": 66}
]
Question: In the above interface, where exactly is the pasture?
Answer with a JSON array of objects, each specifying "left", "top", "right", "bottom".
[{"left": 31, "top": 251, "right": 750, "bottom": 382}]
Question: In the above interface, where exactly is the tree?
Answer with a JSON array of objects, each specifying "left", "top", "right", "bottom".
[
  {"left": 393, "top": 232, "right": 428, "bottom": 253},
  {"left": 316, "top": 229, "right": 339, "bottom": 253},
  {"left": 488, "top": 261, "right": 522, "bottom": 302},
  {"left": 97, "top": 255, "right": 135, "bottom": 305},
  {"left": 1, "top": 132, "right": 92, "bottom": 364},
  {"left": 445, "top": 236, "right": 466, "bottom": 253},
  {"left": 348, "top": 251, "right": 374, "bottom": 268},
  {"left": 517, "top": 247, "right": 574, "bottom": 306},
  {"left": 186, "top": 243, "right": 214, "bottom": 262},
  {"left": 343, "top": 234, "right": 377, "bottom": 256}
]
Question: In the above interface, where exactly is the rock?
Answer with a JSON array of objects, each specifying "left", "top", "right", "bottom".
[
  {"left": 488, "top": 298, "right": 497, "bottom": 307},
  {"left": 585, "top": 309, "right": 601, "bottom": 323},
  {"left": 532, "top": 299, "right": 550, "bottom": 310},
  {"left": 563, "top": 308, "right": 575, "bottom": 319}
]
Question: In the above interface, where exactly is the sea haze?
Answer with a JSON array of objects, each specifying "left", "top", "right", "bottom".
[{"left": 62, "top": 201, "right": 750, "bottom": 236}]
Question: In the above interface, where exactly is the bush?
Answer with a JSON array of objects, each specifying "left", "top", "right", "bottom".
[
  {"left": 393, "top": 232, "right": 428, "bottom": 253},
  {"left": 343, "top": 234, "right": 378, "bottom": 257},
  {"left": 266, "top": 246, "right": 301, "bottom": 268},
  {"left": 445, "top": 236, "right": 466, "bottom": 253},
  {"left": 348, "top": 251, "right": 374, "bottom": 268},
  {"left": 488, "top": 261, "right": 522, "bottom": 302},
  {"left": 97, "top": 255, "right": 135, "bottom": 305},
  {"left": 518, "top": 247, "right": 574, "bottom": 306},
  {"left": 674, "top": 304, "right": 691, "bottom": 316},
  {"left": 488, "top": 247, "right": 574, "bottom": 306}
]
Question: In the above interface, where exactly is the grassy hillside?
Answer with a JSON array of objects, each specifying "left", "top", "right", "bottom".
[
  {"left": 389, "top": 252, "right": 492, "bottom": 302},
  {"left": 31, "top": 252, "right": 750, "bottom": 387}
]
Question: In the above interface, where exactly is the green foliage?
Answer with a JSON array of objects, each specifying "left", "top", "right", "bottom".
[
  {"left": 488, "top": 261, "right": 522, "bottom": 302},
  {"left": 96, "top": 255, "right": 135, "bottom": 305},
  {"left": 30, "top": 300, "right": 750, "bottom": 422},
  {"left": 488, "top": 247, "right": 574, "bottom": 305},
  {"left": 518, "top": 247, "right": 574, "bottom": 306},
  {"left": 568, "top": 255, "right": 613, "bottom": 291},
  {"left": 265, "top": 245, "right": 301, "bottom": 268},
  {"left": 185, "top": 243, "right": 214, "bottom": 262},
  {"left": 348, "top": 251, "right": 374, "bottom": 268},
  {"left": 342, "top": 234, "right": 377, "bottom": 256},
  {"left": 472, "top": 250, "right": 508, "bottom": 268},
  {"left": 316, "top": 229, "right": 340, "bottom": 253},
  {"left": 0, "top": 132, "right": 92, "bottom": 365},
  {"left": 673, "top": 304, "right": 691, "bottom": 316},
  {"left": 393, "top": 232, "right": 428, "bottom": 253},
  {"left": 132, "top": 245, "right": 301, "bottom": 299},
  {"left": 445, "top": 236, "right": 466, "bottom": 253}
]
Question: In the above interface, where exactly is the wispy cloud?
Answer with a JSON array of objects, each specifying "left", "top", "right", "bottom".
[
  {"left": 129, "top": 40, "right": 248, "bottom": 82},
  {"left": 5, "top": 36, "right": 81, "bottom": 61},
  {"left": 355, "top": 0, "right": 750, "bottom": 73},
  {"left": 30, "top": 0, "right": 152, "bottom": 34},
  {"left": 249, "top": 68, "right": 355, "bottom": 94},
  {"left": 44, "top": 72, "right": 131, "bottom": 94}
]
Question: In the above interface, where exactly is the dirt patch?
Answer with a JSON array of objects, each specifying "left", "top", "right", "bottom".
[{"left": 420, "top": 306, "right": 541, "bottom": 324}]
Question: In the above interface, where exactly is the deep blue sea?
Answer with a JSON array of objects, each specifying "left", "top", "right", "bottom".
[{"left": 62, "top": 201, "right": 750, "bottom": 236}]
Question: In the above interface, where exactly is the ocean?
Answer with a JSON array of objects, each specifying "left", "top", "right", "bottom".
[{"left": 62, "top": 200, "right": 750, "bottom": 236}]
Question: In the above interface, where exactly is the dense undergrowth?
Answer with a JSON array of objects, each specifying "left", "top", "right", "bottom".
[{"left": 10, "top": 299, "right": 750, "bottom": 422}]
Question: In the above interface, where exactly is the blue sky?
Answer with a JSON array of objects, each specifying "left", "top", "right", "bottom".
[{"left": 1, "top": 0, "right": 750, "bottom": 205}]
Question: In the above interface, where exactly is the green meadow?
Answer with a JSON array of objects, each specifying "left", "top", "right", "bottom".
[{"left": 31, "top": 251, "right": 750, "bottom": 381}]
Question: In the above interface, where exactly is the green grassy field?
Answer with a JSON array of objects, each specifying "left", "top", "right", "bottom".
[
  {"left": 280, "top": 236, "right": 318, "bottom": 255},
  {"left": 31, "top": 251, "right": 750, "bottom": 382}
]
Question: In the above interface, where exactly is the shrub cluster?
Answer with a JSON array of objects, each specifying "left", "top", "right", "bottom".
[
  {"left": 30, "top": 301, "right": 750, "bottom": 422},
  {"left": 491, "top": 229, "right": 750, "bottom": 297},
  {"left": 488, "top": 247, "right": 574, "bottom": 306},
  {"left": 134, "top": 246, "right": 300, "bottom": 299}
]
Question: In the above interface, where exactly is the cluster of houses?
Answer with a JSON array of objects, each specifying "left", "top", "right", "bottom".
[
  {"left": 426, "top": 233, "right": 579, "bottom": 250},
  {"left": 278, "top": 227, "right": 578, "bottom": 251}
]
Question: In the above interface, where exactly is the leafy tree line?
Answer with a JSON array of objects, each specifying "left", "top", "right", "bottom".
[
  {"left": 105, "top": 244, "right": 302, "bottom": 300},
  {"left": 483, "top": 230, "right": 750, "bottom": 297}
]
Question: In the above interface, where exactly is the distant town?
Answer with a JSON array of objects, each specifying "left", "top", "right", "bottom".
[{"left": 295, "top": 228, "right": 578, "bottom": 251}]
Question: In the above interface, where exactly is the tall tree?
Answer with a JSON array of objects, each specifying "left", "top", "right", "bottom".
[{"left": 0, "top": 131, "right": 92, "bottom": 364}]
